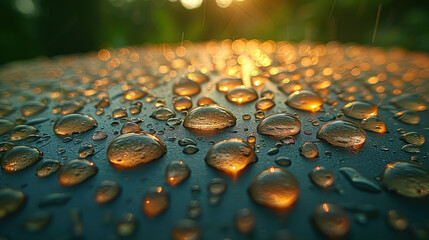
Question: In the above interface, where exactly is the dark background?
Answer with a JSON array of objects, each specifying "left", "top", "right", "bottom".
[{"left": 1, "top": 0, "right": 429, "bottom": 65}]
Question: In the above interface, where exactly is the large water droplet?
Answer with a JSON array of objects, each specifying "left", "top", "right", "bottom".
[
  {"left": 205, "top": 138, "right": 257, "bottom": 177},
  {"left": 216, "top": 78, "right": 243, "bottom": 92},
  {"left": 339, "top": 167, "right": 381, "bottom": 193},
  {"left": 0, "top": 188, "right": 26, "bottom": 220},
  {"left": 257, "top": 113, "right": 301, "bottom": 139},
  {"left": 142, "top": 186, "right": 169, "bottom": 217},
  {"left": 299, "top": 142, "right": 319, "bottom": 158},
  {"left": 234, "top": 208, "right": 256, "bottom": 234},
  {"left": 95, "top": 180, "right": 121, "bottom": 204},
  {"left": 400, "top": 132, "right": 425, "bottom": 146},
  {"left": 1, "top": 145, "right": 42, "bottom": 173},
  {"left": 183, "top": 105, "right": 236, "bottom": 133},
  {"left": 58, "top": 159, "right": 98, "bottom": 187},
  {"left": 173, "top": 78, "right": 201, "bottom": 96},
  {"left": 390, "top": 94, "right": 426, "bottom": 111},
  {"left": 150, "top": 107, "right": 176, "bottom": 120},
  {"left": 9, "top": 125, "right": 38, "bottom": 141},
  {"left": 36, "top": 159, "right": 61, "bottom": 178},
  {"left": 166, "top": 160, "right": 191, "bottom": 186},
  {"left": 381, "top": 162, "right": 429, "bottom": 198},
  {"left": 21, "top": 101, "right": 46, "bottom": 116},
  {"left": 54, "top": 114, "right": 97, "bottom": 137},
  {"left": 317, "top": 120, "right": 366, "bottom": 149},
  {"left": 286, "top": 90, "right": 323, "bottom": 111},
  {"left": 0, "top": 119, "right": 14, "bottom": 135},
  {"left": 226, "top": 87, "right": 258, "bottom": 104},
  {"left": 312, "top": 203, "right": 350, "bottom": 239},
  {"left": 171, "top": 219, "right": 201, "bottom": 240},
  {"left": 248, "top": 167, "right": 299, "bottom": 211},
  {"left": 309, "top": 166, "right": 334, "bottom": 188},
  {"left": 107, "top": 133, "right": 166, "bottom": 168},
  {"left": 342, "top": 101, "right": 377, "bottom": 119}
]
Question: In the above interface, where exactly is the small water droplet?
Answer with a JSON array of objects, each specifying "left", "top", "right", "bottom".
[
  {"left": 208, "top": 178, "right": 227, "bottom": 195},
  {"left": 174, "top": 78, "right": 201, "bottom": 96},
  {"left": 38, "top": 192, "right": 72, "bottom": 207},
  {"left": 255, "top": 98, "right": 276, "bottom": 111},
  {"left": 275, "top": 156, "right": 292, "bottom": 166},
  {"left": 150, "top": 107, "right": 176, "bottom": 121},
  {"left": 226, "top": 87, "right": 258, "bottom": 104},
  {"left": 117, "top": 213, "right": 138, "bottom": 237},
  {"left": 21, "top": 211, "right": 51, "bottom": 232},
  {"left": 401, "top": 144, "right": 420, "bottom": 154},
  {"left": 187, "top": 200, "right": 202, "bottom": 219},
  {"left": 174, "top": 96, "right": 193, "bottom": 111},
  {"left": 124, "top": 88, "right": 148, "bottom": 101},
  {"left": 9, "top": 125, "right": 38, "bottom": 141},
  {"left": 92, "top": 130, "right": 107, "bottom": 141},
  {"left": 339, "top": 167, "right": 381, "bottom": 193},
  {"left": 183, "top": 105, "right": 236, "bottom": 133},
  {"left": 342, "top": 101, "right": 378, "bottom": 119},
  {"left": 1, "top": 145, "right": 42, "bottom": 173},
  {"left": 78, "top": 144, "right": 94, "bottom": 158},
  {"left": 299, "top": 142, "right": 319, "bottom": 158},
  {"left": 216, "top": 78, "right": 243, "bottom": 92},
  {"left": 36, "top": 159, "right": 61, "bottom": 178},
  {"left": 361, "top": 116, "right": 388, "bottom": 133},
  {"left": 387, "top": 210, "right": 408, "bottom": 231},
  {"left": 197, "top": 97, "right": 216, "bottom": 106},
  {"left": 0, "top": 188, "right": 26, "bottom": 219},
  {"left": 234, "top": 208, "right": 256, "bottom": 234},
  {"left": 121, "top": 122, "right": 141, "bottom": 134},
  {"left": 112, "top": 107, "right": 128, "bottom": 119},
  {"left": 400, "top": 132, "right": 425, "bottom": 146},
  {"left": 394, "top": 110, "right": 420, "bottom": 125},
  {"left": 171, "top": 219, "right": 201, "bottom": 240},
  {"left": 183, "top": 145, "right": 199, "bottom": 154}
]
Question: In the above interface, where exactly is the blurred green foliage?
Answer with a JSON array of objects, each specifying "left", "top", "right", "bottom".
[{"left": 1, "top": 0, "right": 429, "bottom": 65}]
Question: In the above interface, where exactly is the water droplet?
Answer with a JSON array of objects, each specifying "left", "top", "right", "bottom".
[
  {"left": 58, "top": 159, "right": 98, "bottom": 187},
  {"left": 38, "top": 192, "right": 72, "bottom": 208},
  {"left": 242, "top": 114, "right": 251, "bottom": 120},
  {"left": 248, "top": 167, "right": 299, "bottom": 210},
  {"left": 21, "top": 101, "right": 46, "bottom": 116},
  {"left": 267, "top": 147, "right": 279, "bottom": 155},
  {"left": 261, "top": 90, "right": 274, "bottom": 99},
  {"left": 0, "top": 188, "right": 26, "bottom": 219},
  {"left": 339, "top": 167, "right": 381, "bottom": 193},
  {"left": 150, "top": 107, "right": 176, "bottom": 120},
  {"left": 155, "top": 98, "right": 166, "bottom": 108},
  {"left": 36, "top": 159, "right": 61, "bottom": 178},
  {"left": 142, "top": 186, "right": 169, "bottom": 217},
  {"left": 299, "top": 142, "right": 319, "bottom": 158},
  {"left": 183, "top": 105, "right": 236, "bottom": 132},
  {"left": 0, "top": 105, "right": 14, "bottom": 117},
  {"left": 54, "top": 101, "right": 83, "bottom": 115},
  {"left": 107, "top": 133, "right": 166, "bottom": 168},
  {"left": 208, "top": 178, "right": 227, "bottom": 195},
  {"left": 275, "top": 156, "right": 292, "bottom": 166},
  {"left": 187, "top": 72, "right": 209, "bottom": 84},
  {"left": 1, "top": 145, "right": 42, "bottom": 173},
  {"left": 257, "top": 113, "right": 301, "bottom": 139},
  {"left": 166, "top": 117, "right": 182, "bottom": 126},
  {"left": 92, "top": 130, "right": 107, "bottom": 141},
  {"left": 112, "top": 107, "right": 128, "bottom": 119},
  {"left": 178, "top": 138, "right": 197, "bottom": 146},
  {"left": 171, "top": 219, "right": 201, "bottom": 240},
  {"left": 197, "top": 97, "right": 216, "bottom": 106},
  {"left": 247, "top": 134, "right": 256, "bottom": 145},
  {"left": 342, "top": 101, "right": 378, "bottom": 119},
  {"left": 317, "top": 120, "right": 366, "bottom": 149},
  {"left": 401, "top": 144, "right": 420, "bottom": 153},
  {"left": 286, "top": 90, "right": 323, "bottom": 111},
  {"left": 21, "top": 211, "right": 51, "bottom": 232},
  {"left": 216, "top": 78, "right": 243, "bottom": 92},
  {"left": 278, "top": 81, "right": 302, "bottom": 94},
  {"left": 129, "top": 102, "right": 142, "bottom": 115},
  {"left": 394, "top": 110, "right": 420, "bottom": 125},
  {"left": 124, "top": 88, "right": 147, "bottom": 100},
  {"left": 166, "top": 160, "right": 191, "bottom": 186},
  {"left": 205, "top": 138, "right": 257, "bottom": 176},
  {"left": 226, "top": 87, "right": 258, "bottom": 104},
  {"left": 9, "top": 125, "right": 38, "bottom": 141},
  {"left": 78, "top": 144, "right": 94, "bottom": 158},
  {"left": 95, "top": 180, "right": 121, "bottom": 204},
  {"left": 174, "top": 96, "right": 193, "bottom": 111},
  {"left": 361, "top": 116, "right": 388, "bottom": 133},
  {"left": 318, "top": 113, "right": 336, "bottom": 122},
  {"left": 400, "top": 132, "right": 425, "bottom": 146},
  {"left": 173, "top": 78, "right": 201, "bottom": 96},
  {"left": 121, "top": 122, "right": 141, "bottom": 134},
  {"left": 0, "top": 118, "right": 14, "bottom": 135},
  {"left": 387, "top": 210, "right": 408, "bottom": 231},
  {"left": 390, "top": 94, "right": 426, "bottom": 111},
  {"left": 54, "top": 114, "right": 97, "bottom": 137},
  {"left": 187, "top": 200, "right": 202, "bottom": 219},
  {"left": 234, "top": 208, "right": 256, "bottom": 234},
  {"left": 312, "top": 203, "right": 350, "bottom": 239},
  {"left": 309, "top": 166, "right": 334, "bottom": 188},
  {"left": 117, "top": 213, "right": 137, "bottom": 237},
  {"left": 183, "top": 145, "right": 199, "bottom": 154},
  {"left": 381, "top": 162, "right": 429, "bottom": 197},
  {"left": 255, "top": 98, "right": 276, "bottom": 111}
]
